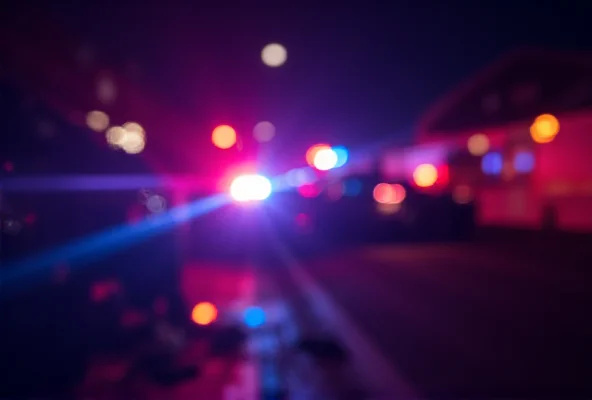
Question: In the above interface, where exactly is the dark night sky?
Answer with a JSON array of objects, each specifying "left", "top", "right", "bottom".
[{"left": 4, "top": 1, "right": 592, "bottom": 172}]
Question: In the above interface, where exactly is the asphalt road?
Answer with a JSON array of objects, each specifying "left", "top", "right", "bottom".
[
  {"left": 265, "top": 241, "right": 592, "bottom": 399},
  {"left": 69, "top": 239, "right": 592, "bottom": 399}
]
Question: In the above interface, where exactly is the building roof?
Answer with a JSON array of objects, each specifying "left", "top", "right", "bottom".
[{"left": 417, "top": 48, "right": 592, "bottom": 142}]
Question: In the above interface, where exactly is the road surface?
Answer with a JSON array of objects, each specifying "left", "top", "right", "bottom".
[
  {"left": 265, "top": 241, "right": 592, "bottom": 398},
  {"left": 75, "top": 240, "right": 592, "bottom": 399}
]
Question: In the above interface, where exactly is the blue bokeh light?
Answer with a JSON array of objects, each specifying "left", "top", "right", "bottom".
[
  {"left": 514, "top": 151, "right": 535, "bottom": 173},
  {"left": 332, "top": 146, "right": 349, "bottom": 168},
  {"left": 344, "top": 178, "right": 362, "bottom": 196},
  {"left": 243, "top": 306, "right": 266, "bottom": 328},
  {"left": 481, "top": 152, "right": 503, "bottom": 175}
]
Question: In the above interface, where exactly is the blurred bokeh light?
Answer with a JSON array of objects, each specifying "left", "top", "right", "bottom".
[
  {"left": 86, "top": 110, "right": 110, "bottom": 132},
  {"left": 192, "top": 302, "right": 218, "bottom": 326},
  {"left": 243, "top": 306, "right": 266, "bottom": 328},
  {"left": 530, "top": 113, "right": 559, "bottom": 144},
  {"left": 298, "top": 183, "right": 321, "bottom": 198},
  {"left": 373, "top": 183, "right": 406, "bottom": 204},
  {"left": 306, "top": 144, "right": 331, "bottom": 167},
  {"left": 332, "top": 145, "right": 349, "bottom": 168},
  {"left": 253, "top": 121, "right": 276, "bottom": 143},
  {"left": 413, "top": 164, "right": 438, "bottom": 187},
  {"left": 467, "top": 133, "right": 489, "bottom": 156},
  {"left": 121, "top": 123, "right": 146, "bottom": 154},
  {"left": 482, "top": 152, "right": 503, "bottom": 175},
  {"left": 212, "top": 125, "right": 237, "bottom": 149},
  {"left": 261, "top": 43, "right": 287, "bottom": 67},
  {"left": 106, "top": 126, "right": 127, "bottom": 148},
  {"left": 514, "top": 150, "right": 535, "bottom": 173},
  {"left": 121, "top": 133, "right": 146, "bottom": 154},
  {"left": 313, "top": 147, "right": 338, "bottom": 171},
  {"left": 105, "top": 123, "right": 146, "bottom": 154}
]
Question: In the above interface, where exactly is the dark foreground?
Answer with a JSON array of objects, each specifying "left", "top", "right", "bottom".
[
  {"left": 266, "top": 238, "right": 592, "bottom": 398},
  {"left": 3, "top": 234, "right": 591, "bottom": 399}
]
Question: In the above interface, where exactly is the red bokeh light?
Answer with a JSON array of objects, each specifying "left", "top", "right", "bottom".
[
  {"left": 373, "top": 183, "right": 406, "bottom": 204},
  {"left": 373, "top": 183, "right": 393, "bottom": 204},
  {"left": 297, "top": 183, "right": 321, "bottom": 198},
  {"left": 435, "top": 164, "right": 449, "bottom": 187}
]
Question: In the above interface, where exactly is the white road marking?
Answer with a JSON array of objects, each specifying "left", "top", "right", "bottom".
[{"left": 271, "top": 237, "right": 420, "bottom": 399}]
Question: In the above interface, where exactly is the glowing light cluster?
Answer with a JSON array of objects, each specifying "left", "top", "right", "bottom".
[
  {"left": 106, "top": 122, "right": 146, "bottom": 154},
  {"left": 314, "top": 148, "right": 338, "bottom": 170},
  {"left": 230, "top": 174, "right": 272, "bottom": 202},
  {"left": 306, "top": 144, "right": 348, "bottom": 171}
]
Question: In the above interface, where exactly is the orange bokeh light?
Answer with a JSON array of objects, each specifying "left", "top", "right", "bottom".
[
  {"left": 530, "top": 114, "right": 559, "bottom": 144},
  {"left": 413, "top": 164, "right": 438, "bottom": 188},
  {"left": 191, "top": 302, "right": 218, "bottom": 325},
  {"left": 212, "top": 125, "right": 237, "bottom": 149},
  {"left": 467, "top": 133, "right": 489, "bottom": 156},
  {"left": 305, "top": 144, "right": 331, "bottom": 167}
]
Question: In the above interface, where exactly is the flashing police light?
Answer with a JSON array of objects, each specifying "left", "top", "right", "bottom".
[{"left": 229, "top": 174, "right": 272, "bottom": 202}]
